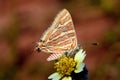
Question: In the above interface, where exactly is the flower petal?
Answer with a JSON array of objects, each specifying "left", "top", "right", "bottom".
[
  {"left": 62, "top": 76, "right": 72, "bottom": 80},
  {"left": 74, "top": 49, "right": 86, "bottom": 64},
  {"left": 74, "top": 62, "right": 85, "bottom": 73},
  {"left": 48, "top": 72, "right": 62, "bottom": 80}
]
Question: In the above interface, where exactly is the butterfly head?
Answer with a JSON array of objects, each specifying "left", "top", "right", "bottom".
[
  {"left": 35, "top": 42, "right": 42, "bottom": 52},
  {"left": 35, "top": 40, "right": 46, "bottom": 52}
]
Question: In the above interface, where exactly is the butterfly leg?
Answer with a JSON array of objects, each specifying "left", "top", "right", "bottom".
[
  {"left": 65, "top": 51, "right": 69, "bottom": 56},
  {"left": 65, "top": 49, "right": 72, "bottom": 57},
  {"left": 76, "top": 44, "right": 81, "bottom": 51},
  {"left": 68, "top": 44, "right": 82, "bottom": 56}
]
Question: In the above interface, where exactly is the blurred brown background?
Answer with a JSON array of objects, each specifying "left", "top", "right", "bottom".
[{"left": 0, "top": 0, "right": 120, "bottom": 80}]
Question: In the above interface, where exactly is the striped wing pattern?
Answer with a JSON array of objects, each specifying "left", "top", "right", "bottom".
[
  {"left": 40, "top": 9, "right": 77, "bottom": 61},
  {"left": 47, "top": 53, "right": 63, "bottom": 61}
]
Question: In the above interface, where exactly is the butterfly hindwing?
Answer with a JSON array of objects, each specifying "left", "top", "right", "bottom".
[{"left": 47, "top": 53, "right": 64, "bottom": 61}]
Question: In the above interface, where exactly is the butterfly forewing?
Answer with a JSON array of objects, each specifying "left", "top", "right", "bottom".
[{"left": 38, "top": 9, "right": 78, "bottom": 61}]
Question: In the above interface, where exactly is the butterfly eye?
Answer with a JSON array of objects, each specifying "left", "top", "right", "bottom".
[{"left": 36, "top": 47, "right": 41, "bottom": 52}]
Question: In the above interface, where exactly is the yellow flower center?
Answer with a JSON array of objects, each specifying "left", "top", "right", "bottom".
[{"left": 54, "top": 56, "right": 76, "bottom": 76}]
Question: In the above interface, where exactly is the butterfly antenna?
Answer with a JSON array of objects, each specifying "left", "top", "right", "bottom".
[
  {"left": 81, "top": 42, "right": 99, "bottom": 47},
  {"left": 91, "top": 42, "right": 99, "bottom": 46}
]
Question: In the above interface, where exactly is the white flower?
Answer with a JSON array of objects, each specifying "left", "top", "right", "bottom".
[{"left": 48, "top": 49, "right": 86, "bottom": 80}]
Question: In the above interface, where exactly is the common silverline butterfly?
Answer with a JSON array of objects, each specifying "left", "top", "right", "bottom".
[{"left": 35, "top": 9, "right": 80, "bottom": 61}]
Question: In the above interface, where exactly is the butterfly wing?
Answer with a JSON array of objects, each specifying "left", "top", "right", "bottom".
[{"left": 40, "top": 9, "right": 78, "bottom": 60}]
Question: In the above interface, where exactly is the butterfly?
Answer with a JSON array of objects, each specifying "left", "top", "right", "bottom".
[{"left": 35, "top": 9, "right": 80, "bottom": 61}]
